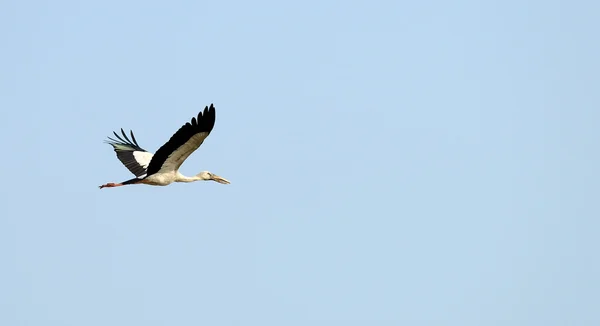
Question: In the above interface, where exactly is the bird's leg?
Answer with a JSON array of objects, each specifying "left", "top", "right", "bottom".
[{"left": 99, "top": 182, "right": 124, "bottom": 189}]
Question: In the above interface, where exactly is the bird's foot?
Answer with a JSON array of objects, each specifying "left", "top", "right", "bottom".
[{"left": 99, "top": 182, "right": 122, "bottom": 189}]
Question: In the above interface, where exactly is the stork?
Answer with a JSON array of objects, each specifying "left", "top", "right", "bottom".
[{"left": 99, "top": 104, "right": 230, "bottom": 189}]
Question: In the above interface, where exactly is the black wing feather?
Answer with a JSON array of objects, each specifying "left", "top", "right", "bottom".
[
  {"left": 104, "top": 129, "right": 151, "bottom": 178},
  {"left": 145, "top": 104, "right": 216, "bottom": 176},
  {"left": 129, "top": 130, "right": 140, "bottom": 147}
]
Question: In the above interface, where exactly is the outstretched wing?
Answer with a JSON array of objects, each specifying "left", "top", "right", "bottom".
[
  {"left": 145, "top": 104, "right": 216, "bottom": 176},
  {"left": 105, "top": 128, "right": 154, "bottom": 178}
]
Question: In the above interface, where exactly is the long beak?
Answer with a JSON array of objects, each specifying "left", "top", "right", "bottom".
[{"left": 211, "top": 175, "right": 230, "bottom": 184}]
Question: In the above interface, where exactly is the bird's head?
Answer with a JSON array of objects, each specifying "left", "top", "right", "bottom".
[{"left": 197, "top": 171, "right": 230, "bottom": 184}]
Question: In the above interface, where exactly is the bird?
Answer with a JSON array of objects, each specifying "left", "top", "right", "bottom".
[{"left": 99, "top": 103, "right": 230, "bottom": 189}]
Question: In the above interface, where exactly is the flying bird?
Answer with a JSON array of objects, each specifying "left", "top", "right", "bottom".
[{"left": 99, "top": 104, "right": 230, "bottom": 189}]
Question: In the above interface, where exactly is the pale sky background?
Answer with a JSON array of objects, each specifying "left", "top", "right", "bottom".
[{"left": 1, "top": 0, "right": 599, "bottom": 325}]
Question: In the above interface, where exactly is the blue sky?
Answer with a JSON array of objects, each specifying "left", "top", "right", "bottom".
[{"left": 1, "top": 0, "right": 599, "bottom": 325}]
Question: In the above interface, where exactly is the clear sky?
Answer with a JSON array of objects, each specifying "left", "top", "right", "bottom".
[{"left": 1, "top": 0, "right": 599, "bottom": 325}]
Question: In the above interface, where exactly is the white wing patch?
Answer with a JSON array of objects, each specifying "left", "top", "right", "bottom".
[{"left": 133, "top": 151, "right": 153, "bottom": 169}]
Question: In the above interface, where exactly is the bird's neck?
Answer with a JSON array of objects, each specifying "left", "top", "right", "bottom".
[{"left": 175, "top": 174, "right": 202, "bottom": 183}]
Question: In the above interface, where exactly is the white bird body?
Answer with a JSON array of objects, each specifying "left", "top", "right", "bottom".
[
  {"left": 140, "top": 171, "right": 211, "bottom": 186},
  {"left": 99, "top": 104, "right": 230, "bottom": 189},
  {"left": 140, "top": 172, "right": 177, "bottom": 186}
]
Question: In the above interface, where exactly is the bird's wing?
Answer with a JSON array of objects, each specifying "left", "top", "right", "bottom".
[
  {"left": 145, "top": 104, "right": 216, "bottom": 176},
  {"left": 105, "top": 128, "right": 153, "bottom": 178}
]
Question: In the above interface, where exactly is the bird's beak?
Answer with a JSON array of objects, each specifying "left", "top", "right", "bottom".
[{"left": 212, "top": 175, "right": 230, "bottom": 184}]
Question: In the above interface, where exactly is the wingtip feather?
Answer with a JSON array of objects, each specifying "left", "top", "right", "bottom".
[{"left": 130, "top": 130, "right": 140, "bottom": 147}]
